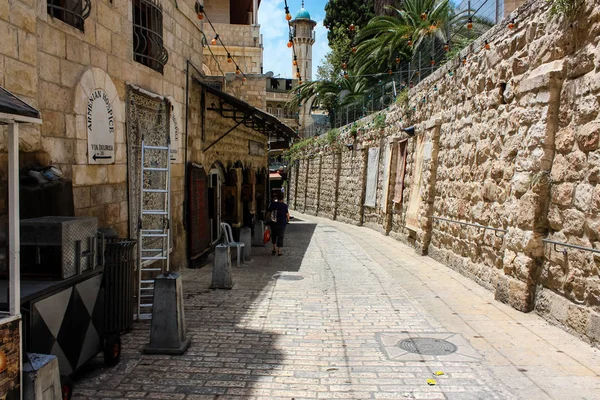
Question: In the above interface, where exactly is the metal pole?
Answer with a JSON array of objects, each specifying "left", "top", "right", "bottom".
[
  {"left": 495, "top": 0, "right": 500, "bottom": 24},
  {"left": 418, "top": 51, "right": 422, "bottom": 83},
  {"left": 8, "top": 122, "right": 20, "bottom": 317}
]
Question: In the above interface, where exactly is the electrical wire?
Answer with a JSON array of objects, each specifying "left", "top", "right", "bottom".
[{"left": 197, "top": 2, "right": 248, "bottom": 80}]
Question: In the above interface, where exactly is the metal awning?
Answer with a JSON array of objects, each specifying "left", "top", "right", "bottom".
[
  {"left": 0, "top": 86, "right": 42, "bottom": 321},
  {"left": 0, "top": 86, "right": 42, "bottom": 124},
  {"left": 197, "top": 79, "right": 298, "bottom": 141}
]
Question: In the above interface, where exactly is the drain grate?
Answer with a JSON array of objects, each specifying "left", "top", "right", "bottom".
[
  {"left": 398, "top": 338, "right": 458, "bottom": 355},
  {"left": 273, "top": 274, "right": 304, "bottom": 281}
]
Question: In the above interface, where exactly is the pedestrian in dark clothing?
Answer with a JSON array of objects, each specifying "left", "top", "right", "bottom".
[{"left": 267, "top": 191, "right": 289, "bottom": 256}]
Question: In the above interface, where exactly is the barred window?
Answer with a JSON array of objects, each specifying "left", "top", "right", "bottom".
[
  {"left": 47, "top": 0, "right": 91, "bottom": 31},
  {"left": 133, "top": 0, "right": 169, "bottom": 74}
]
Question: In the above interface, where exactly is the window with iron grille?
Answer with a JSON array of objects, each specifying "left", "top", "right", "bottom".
[
  {"left": 133, "top": 0, "right": 169, "bottom": 74},
  {"left": 47, "top": 0, "right": 91, "bottom": 31}
]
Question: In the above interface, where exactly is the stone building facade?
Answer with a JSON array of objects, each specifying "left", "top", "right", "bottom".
[
  {"left": 0, "top": 0, "right": 292, "bottom": 273},
  {"left": 289, "top": 0, "right": 600, "bottom": 346}
]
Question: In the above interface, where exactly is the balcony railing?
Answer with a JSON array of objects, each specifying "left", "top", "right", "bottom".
[{"left": 47, "top": 0, "right": 91, "bottom": 31}]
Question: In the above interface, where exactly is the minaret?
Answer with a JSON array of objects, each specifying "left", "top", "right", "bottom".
[
  {"left": 291, "top": 2, "right": 316, "bottom": 82},
  {"left": 291, "top": 2, "right": 317, "bottom": 137}
]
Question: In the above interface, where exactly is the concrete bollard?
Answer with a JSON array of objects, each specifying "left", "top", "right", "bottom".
[
  {"left": 252, "top": 220, "right": 265, "bottom": 247},
  {"left": 143, "top": 272, "right": 190, "bottom": 355},
  {"left": 240, "top": 227, "right": 252, "bottom": 260},
  {"left": 211, "top": 244, "right": 233, "bottom": 289}
]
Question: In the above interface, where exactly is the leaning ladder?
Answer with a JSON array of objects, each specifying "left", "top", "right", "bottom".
[{"left": 137, "top": 139, "right": 171, "bottom": 320}]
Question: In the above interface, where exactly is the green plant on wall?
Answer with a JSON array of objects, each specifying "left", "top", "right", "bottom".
[
  {"left": 373, "top": 114, "right": 386, "bottom": 130},
  {"left": 396, "top": 89, "right": 409, "bottom": 108},
  {"left": 349, "top": 125, "right": 359, "bottom": 139},
  {"left": 547, "top": 0, "right": 582, "bottom": 18},
  {"left": 326, "top": 128, "right": 340, "bottom": 144}
]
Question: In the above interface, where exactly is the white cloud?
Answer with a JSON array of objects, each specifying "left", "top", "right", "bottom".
[{"left": 259, "top": 0, "right": 330, "bottom": 79}]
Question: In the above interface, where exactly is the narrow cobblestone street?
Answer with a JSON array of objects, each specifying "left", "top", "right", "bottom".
[{"left": 72, "top": 213, "right": 600, "bottom": 400}]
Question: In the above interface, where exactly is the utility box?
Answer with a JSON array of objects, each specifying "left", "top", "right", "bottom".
[{"left": 23, "top": 354, "right": 61, "bottom": 400}]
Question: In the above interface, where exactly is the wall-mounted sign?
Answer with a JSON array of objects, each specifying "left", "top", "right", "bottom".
[
  {"left": 249, "top": 140, "right": 265, "bottom": 156},
  {"left": 87, "top": 89, "right": 115, "bottom": 164}
]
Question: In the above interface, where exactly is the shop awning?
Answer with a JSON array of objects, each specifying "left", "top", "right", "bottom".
[
  {"left": 0, "top": 86, "right": 42, "bottom": 124},
  {"left": 0, "top": 86, "right": 41, "bottom": 320},
  {"left": 197, "top": 79, "right": 298, "bottom": 140}
]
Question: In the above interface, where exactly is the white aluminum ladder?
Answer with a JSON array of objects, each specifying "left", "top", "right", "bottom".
[{"left": 137, "top": 139, "right": 171, "bottom": 320}]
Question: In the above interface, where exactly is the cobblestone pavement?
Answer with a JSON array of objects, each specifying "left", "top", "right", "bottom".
[{"left": 72, "top": 213, "right": 600, "bottom": 400}]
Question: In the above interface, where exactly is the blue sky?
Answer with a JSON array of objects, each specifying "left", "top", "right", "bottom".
[{"left": 259, "top": 0, "right": 330, "bottom": 79}]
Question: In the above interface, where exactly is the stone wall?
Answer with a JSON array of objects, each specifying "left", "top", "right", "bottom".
[{"left": 288, "top": 0, "right": 600, "bottom": 345}]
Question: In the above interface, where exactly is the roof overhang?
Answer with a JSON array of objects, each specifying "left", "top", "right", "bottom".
[
  {"left": 0, "top": 86, "right": 42, "bottom": 125},
  {"left": 197, "top": 79, "right": 298, "bottom": 140}
]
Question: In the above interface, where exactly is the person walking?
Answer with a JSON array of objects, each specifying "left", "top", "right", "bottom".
[{"left": 267, "top": 191, "right": 289, "bottom": 256}]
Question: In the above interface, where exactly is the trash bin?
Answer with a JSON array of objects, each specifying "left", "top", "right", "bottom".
[{"left": 103, "top": 239, "right": 137, "bottom": 333}]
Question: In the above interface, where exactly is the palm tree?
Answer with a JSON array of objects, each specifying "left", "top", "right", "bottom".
[
  {"left": 350, "top": 0, "right": 473, "bottom": 75},
  {"left": 287, "top": 75, "right": 370, "bottom": 120}
]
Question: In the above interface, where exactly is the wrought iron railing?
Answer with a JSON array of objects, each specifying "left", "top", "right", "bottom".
[
  {"left": 47, "top": 0, "right": 91, "bottom": 31},
  {"left": 133, "top": 0, "right": 169, "bottom": 74}
]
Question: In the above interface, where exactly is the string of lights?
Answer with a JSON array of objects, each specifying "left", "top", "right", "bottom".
[
  {"left": 200, "top": 31, "right": 226, "bottom": 77},
  {"left": 194, "top": 1, "right": 248, "bottom": 82},
  {"left": 284, "top": 0, "right": 303, "bottom": 84}
]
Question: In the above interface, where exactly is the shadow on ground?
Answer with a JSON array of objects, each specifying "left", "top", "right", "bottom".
[{"left": 71, "top": 221, "right": 317, "bottom": 399}]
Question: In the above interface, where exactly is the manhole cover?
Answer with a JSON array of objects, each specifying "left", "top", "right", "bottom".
[
  {"left": 273, "top": 274, "right": 304, "bottom": 281},
  {"left": 398, "top": 338, "right": 458, "bottom": 355}
]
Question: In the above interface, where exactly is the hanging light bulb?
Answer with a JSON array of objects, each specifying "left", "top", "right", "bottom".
[
  {"left": 462, "top": 56, "right": 467, "bottom": 65},
  {"left": 484, "top": 40, "right": 490, "bottom": 50},
  {"left": 444, "top": 41, "right": 450, "bottom": 52},
  {"left": 242, "top": 76, "right": 247, "bottom": 83},
  {"left": 287, "top": 40, "right": 293, "bottom": 48},
  {"left": 467, "top": 17, "right": 473, "bottom": 30},
  {"left": 407, "top": 39, "right": 413, "bottom": 47},
  {"left": 433, "top": 85, "right": 438, "bottom": 91},
  {"left": 388, "top": 68, "right": 393, "bottom": 75},
  {"left": 236, "top": 66, "right": 241, "bottom": 75},
  {"left": 420, "top": 10, "right": 428, "bottom": 20},
  {"left": 415, "top": 71, "right": 420, "bottom": 76},
  {"left": 429, "top": 21, "right": 438, "bottom": 31},
  {"left": 285, "top": 6, "right": 292, "bottom": 21},
  {"left": 227, "top": 53, "right": 232, "bottom": 63},
  {"left": 349, "top": 23, "right": 356, "bottom": 31},
  {"left": 342, "top": 62, "right": 347, "bottom": 69},
  {"left": 395, "top": 57, "right": 400, "bottom": 64},
  {"left": 422, "top": 97, "right": 426, "bottom": 103},
  {"left": 293, "top": 56, "right": 298, "bottom": 66},
  {"left": 508, "top": 19, "right": 515, "bottom": 29},
  {"left": 195, "top": 2, "right": 204, "bottom": 19},
  {"left": 449, "top": 70, "right": 454, "bottom": 77},
  {"left": 344, "top": 72, "right": 349, "bottom": 79},
  {"left": 409, "top": 81, "right": 414, "bottom": 88},
  {"left": 430, "top": 57, "right": 435, "bottom": 66},
  {"left": 351, "top": 46, "right": 357, "bottom": 53},
  {"left": 211, "top": 35, "right": 219, "bottom": 45},
  {"left": 299, "top": 79, "right": 303, "bottom": 85}
]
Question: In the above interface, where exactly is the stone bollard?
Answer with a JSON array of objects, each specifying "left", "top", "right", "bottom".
[
  {"left": 252, "top": 220, "right": 265, "bottom": 247},
  {"left": 211, "top": 244, "right": 233, "bottom": 289},
  {"left": 143, "top": 272, "right": 190, "bottom": 355},
  {"left": 240, "top": 227, "right": 252, "bottom": 260}
]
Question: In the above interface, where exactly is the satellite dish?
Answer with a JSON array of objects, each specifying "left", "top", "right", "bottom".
[{"left": 265, "top": 71, "right": 274, "bottom": 78}]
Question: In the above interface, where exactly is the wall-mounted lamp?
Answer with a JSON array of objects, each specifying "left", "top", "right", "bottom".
[{"left": 402, "top": 126, "right": 415, "bottom": 136}]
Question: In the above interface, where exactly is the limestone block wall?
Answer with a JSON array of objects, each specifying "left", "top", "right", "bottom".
[
  {"left": 287, "top": 0, "right": 600, "bottom": 345},
  {"left": 317, "top": 152, "right": 338, "bottom": 219},
  {"left": 334, "top": 148, "right": 366, "bottom": 226},
  {"left": 304, "top": 155, "right": 321, "bottom": 215}
]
